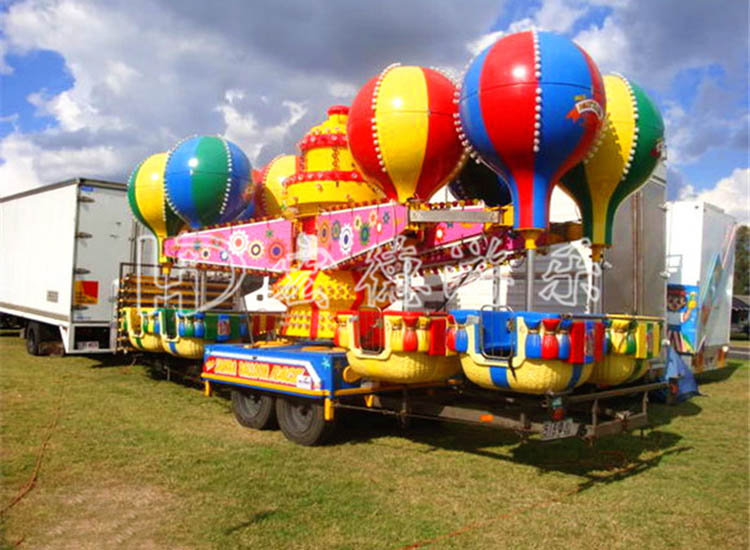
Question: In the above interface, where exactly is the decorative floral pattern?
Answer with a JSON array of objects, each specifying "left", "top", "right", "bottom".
[
  {"left": 228, "top": 230, "right": 249, "bottom": 255},
  {"left": 200, "top": 248, "right": 211, "bottom": 260},
  {"left": 368, "top": 210, "right": 378, "bottom": 225},
  {"left": 331, "top": 220, "right": 341, "bottom": 240},
  {"left": 339, "top": 224, "right": 354, "bottom": 255},
  {"left": 248, "top": 240, "right": 264, "bottom": 259},
  {"left": 359, "top": 224, "right": 371, "bottom": 245},
  {"left": 318, "top": 220, "right": 331, "bottom": 247},
  {"left": 353, "top": 215, "right": 363, "bottom": 230},
  {"left": 382, "top": 211, "right": 391, "bottom": 224},
  {"left": 435, "top": 222, "right": 447, "bottom": 243},
  {"left": 267, "top": 240, "right": 287, "bottom": 262}
]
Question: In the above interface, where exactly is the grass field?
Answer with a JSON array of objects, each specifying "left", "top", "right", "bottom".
[{"left": 1, "top": 336, "right": 748, "bottom": 550}]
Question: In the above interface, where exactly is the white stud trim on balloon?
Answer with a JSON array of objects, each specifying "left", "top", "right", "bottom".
[
  {"left": 531, "top": 30, "right": 543, "bottom": 153},
  {"left": 619, "top": 74, "right": 639, "bottom": 182},
  {"left": 371, "top": 63, "right": 401, "bottom": 174},
  {"left": 217, "top": 137, "right": 233, "bottom": 217}
]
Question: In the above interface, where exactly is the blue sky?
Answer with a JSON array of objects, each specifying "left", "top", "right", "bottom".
[{"left": 1, "top": 0, "right": 748, "bottom": 221}]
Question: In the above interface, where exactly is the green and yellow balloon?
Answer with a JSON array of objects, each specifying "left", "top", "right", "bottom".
[
  {"left": 560, "top": 73, "right": 665, "bottom": 261},
  {"left": 128, "top": 152, "right": 184, "bottom": 264}
]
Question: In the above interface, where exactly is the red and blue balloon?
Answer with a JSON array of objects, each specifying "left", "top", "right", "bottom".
[{"left": 459, "top": 30, "right": 605, "bottom": 247}]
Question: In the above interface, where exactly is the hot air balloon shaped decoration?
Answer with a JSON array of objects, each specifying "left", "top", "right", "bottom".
[
  {"left": 165, "top": 135, "right": 252, "bottom": 229},
  {"left": 559, "top": 73, "right": 665, "bottom": 261},
  {"left": 459, "top": 30, "right": 606, "bottom": 248},
  {"left": 256, "top": 154, "right": 297, "bottom": 218},
  {"left": 128, "top": 152, "right": 184, "bottom": 264},
  {"left": 235, "top": 154, "right": 297, "bottom": 222},
  {"left": 347, "top": 64, "right": 467, "bottom": 203}
]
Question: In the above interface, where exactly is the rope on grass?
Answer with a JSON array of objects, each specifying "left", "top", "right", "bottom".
[{"left": 0, "top": 385, "right": 64, "bottom": 516}]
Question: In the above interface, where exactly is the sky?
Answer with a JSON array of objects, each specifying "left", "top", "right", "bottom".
[{"left": 0, "top": 0, "right": 748, "bottom": 222}]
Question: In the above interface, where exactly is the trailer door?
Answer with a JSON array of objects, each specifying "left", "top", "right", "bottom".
[{"left": 71, "top": 183, "right": 133, "bottom": 323}]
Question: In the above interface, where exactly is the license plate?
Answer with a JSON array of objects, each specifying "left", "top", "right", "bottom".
[
  {"left": 78, "top": 341, "right": 100, "bottom": 350},
  {"left": 542, "top": 418, "right": 578, "bottom": 440}
]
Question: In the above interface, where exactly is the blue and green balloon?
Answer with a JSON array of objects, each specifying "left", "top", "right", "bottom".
[{"left": 165, "top": 135, "right": 253, "bottom": 228}]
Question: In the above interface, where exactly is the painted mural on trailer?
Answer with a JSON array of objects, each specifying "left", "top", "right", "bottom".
[{"left": 667, "top": 284, "right": 698, "bottom": 353}]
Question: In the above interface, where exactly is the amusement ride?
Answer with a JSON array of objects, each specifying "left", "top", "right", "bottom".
[{"left": 121, "top": 30, "right": 667, "bottom": 445}]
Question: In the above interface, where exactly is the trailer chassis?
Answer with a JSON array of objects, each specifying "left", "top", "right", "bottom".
[{"left": 332, "top": 380, "right": 669, "bottom": 442}]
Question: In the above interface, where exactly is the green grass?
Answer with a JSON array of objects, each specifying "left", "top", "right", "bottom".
[{"left": 1, "top": 336, "right": 748, "bottom": 549}]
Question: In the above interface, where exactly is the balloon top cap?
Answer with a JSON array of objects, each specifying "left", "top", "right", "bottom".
[{"left": 328, "top": 105, "right": 350, "bottom": 116}]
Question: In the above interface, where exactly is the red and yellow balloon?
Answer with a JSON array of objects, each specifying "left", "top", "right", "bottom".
[
  {"left": 254, "top": 154, "right": 297, "bottom": 218},
  {"left": 347, "top": 64, "right": 466, "bottom": 202}
]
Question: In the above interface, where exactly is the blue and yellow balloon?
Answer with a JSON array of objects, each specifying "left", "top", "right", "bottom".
[{"left": 128, "top": 152, "right": 183, "bottom": 264}]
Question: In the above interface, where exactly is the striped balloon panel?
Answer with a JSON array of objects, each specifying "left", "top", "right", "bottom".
[
  {"left": 605, "top": 79, "right": 664, "bottom": 242},
  {"left": 226, "top": 139, "right": 252, "bottom": 218},
  {"left": 258, "top": 154, "right": 296, "bottom": 217},
  {"left": 348, "top": 66, "right": 464, "bottom": 202},
  {"left": 166, "top": 136, "right": 250, "bottom": 228},
  {"left": 460, "top": 30, "right": 604, "bottom": 231},
  {"left": 128, "top": 159, "right": 149, "bottom": 230},
  {"left": 127, "top": 152, "right": 182, "bottom": 238},
  {"left": 560, "top": 74, "right": 664, "bottom": 245}
]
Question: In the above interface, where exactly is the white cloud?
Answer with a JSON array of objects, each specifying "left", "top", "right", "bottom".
[
  {"left": 534, "top": 0, "right": 587, "bottom": 33},
  {"left": 217, "top": 98, "right": 307, "bottom": 164},
  {"left": 573, "top": 15, "right": 632, "bottom": 74},
  {"left": 679, "top": 168, "right": 750, "bottom": 224},
  {"left": 0, "top": 39, "right": 12, "bottom": 74},
  {"left": 0, "top": 113, "right": 19, "bottom": 126},
  {"left": 0, "top": 134, "right": 39, "bottom": 193},
  {"left": 0, "top": 0, "right": 313, "bottom": 189},
  {"left": 327, "top": 81, "right": 357, "bottom": 100},
  {"left": 468, "top": 0, "right": 588, "bottom": 55},
  {"left": 466, "top": 19, "right": 540, "bottom": 56},
  {"left": 224, "top": 89, "right": 246, "bottom": 105},
  {"left": 0, "top": 132, "right": 121, "bottom": 196}
]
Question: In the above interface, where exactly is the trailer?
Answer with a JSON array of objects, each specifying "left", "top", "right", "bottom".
[
  {"left": 665, "top": 200, "right": 737, "bottom": 371},
  {"left": 0, "top": 178, "right": 137, "bottom": 354},
  {"left": 203, "top": 319, "right": 669, "bottom": 446}
]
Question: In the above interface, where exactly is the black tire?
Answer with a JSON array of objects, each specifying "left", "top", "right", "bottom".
[
  {"left": 275, "top": 397, "right": 335, "bottom": 446},
  {"left": 26, "top": 322, "right": 40, "bottom": 356},
  {"left": 231, "top": 389, "right": 276, "bottom": 430}
]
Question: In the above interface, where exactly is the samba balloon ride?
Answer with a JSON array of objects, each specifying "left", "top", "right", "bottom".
[{"left": 120, "top": 30, "right": 669, "bottom": 446}]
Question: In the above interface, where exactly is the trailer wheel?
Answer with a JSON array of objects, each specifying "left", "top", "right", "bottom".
[
  {"left": 231, "top": 389, "right": 276, "bottom": 430},
  {"left": 26, "top": 322, "right": 41, "bottom": 356},
  {"left": 276, "top": 397, "right": 335, "bottom": 446}
]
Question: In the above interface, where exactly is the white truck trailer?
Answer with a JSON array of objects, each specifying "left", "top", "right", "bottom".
[
  {"left": 665, "top": 200, "right": 737, "bottom": 371},
  {"left": 0, "top": 179, "right": 137, "bottom": 354}
]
